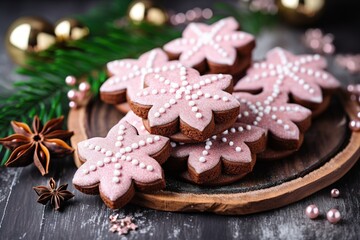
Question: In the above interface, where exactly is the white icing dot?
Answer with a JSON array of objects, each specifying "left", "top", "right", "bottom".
[
  {"left": 195, "top": 113, "right": 203, "bottom": 119},
  {"left": 199, "top": 157, "right": 206, "bottom": 163},
  {"left": 117, "top": 136, "right": 124, "bottom": 141},
  {"left": 126, "top": 156, "right": 132, "bottom": 161},
  {"left": 97, "top": 161, "right": 104, "bottom": 167},
  {"left": 159, "top": 107, "right": 166, "bottom": 113},
  {"left": 111, "top": 157, "right": 117, "bottom": 163},
  {"left": 119, "top": 125, "right": 126, "bottom": 130},
  {"left": 88, "top": 144, "right": 95, "bottom": 150},
  {"left": 139, "top": 140, "right": 146, "bottom": 146},
  {"left": 235, "top": 147, "right": 242, "bottom": 152},
  {"left": 152, "top": 89, "right": 158, "bottom": 95},
  {"left": 106, "top": 151, "right": 113, "bottom": 157},
  {"left": 115, "top": 163, "right": 121, "bottom": 169},
  {"left": 115, "top": 141, "right": 122, "bottom": 147},
  {"left": 154, "top": 136, "right": 160, "bottom": 141},
  {"left": 229, "top": 141, "right": 234, "bottom": 146},
  {"left": 246, "top": 125, "right": 252, "bottom": 130},
  {"left": 202, "top": 150, "right": 208, "bottom": 156},
  {"left": 277, "top": 119, "right": 283, "bottom": 125},
  {"left": 121, "top": 155, "right": 126, "bottom": 161},
  {"left": 154, "top": 112, "right": 160, "bottom": 118},
  {"left": 114, "top": 170, "right": 121, "bottom": 176},
  {"left": 213, "top": 95, "right": 220, "bottom": 100},
  {"left": 132, "top": 159, "right": 139, "bottom": 165},
  {"left": 112, "top": 177, "right": 120, "bottom": 183},
  {"left": 131, "top": 143, "right": 139, "bottom": 149},
  {"left": 83, "top": 169, "right": 89, "bottom": 174},
  {"left": 222, "top": 96, "right": 229, "bottom": 102},
  {"left": 146, "top": 165, "right": 154, "bottom": 171},
  {"left": 192, "top": 107, "right": 198, "bottom": 112},
  {"left": 95, "top": 146, "right": 101, "bottom": 151},
  {"left": 89, "top": 165, "right": 96, "bottom": 171},
  {"left": 139, "top": 163, "right": 146, "bottom": 169},
  {"left": 284, "top": 124, "right": 290, "bottom": 130},
  {"left": 125, "top": 147, "right": 132, "bottom": 153},
  {"left": 188, "top": 101, "right": 195, "bottom": 107},
  {"left": 204, "top": 93, "right": 211, "bottom": 98},
  {"left": 104, "top": 157, "right": 111, "bottom": 164},
  {"left": 222, "top": 137, "right": 227, "bottom": 143},
  {"left": 147, "top": 137, "right": 154, "bottom": 144}
]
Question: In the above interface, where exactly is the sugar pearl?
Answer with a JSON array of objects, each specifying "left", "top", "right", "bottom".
[
  {"left": 331, "top": 189, "right": 340, "bottom": 198},
  {"left": 305, "top": 204, "right": 319, "bottom": 219},
  {"left": 146, "top": 165, "right": 154, "bottom": 171},
  {"left": 327, "top": 209, "right": 341, "bottom": 224}
]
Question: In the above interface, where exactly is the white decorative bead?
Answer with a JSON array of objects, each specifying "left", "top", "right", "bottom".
[
  {"left": 147, "top": 137, "right": 154, "bottom": 144},
  {"left": 146, "top": 165, "right": 154, "bottom": 171},
  {"left": 114, "top": 170, "right": 121, "bottom": 176},
  {"left": 132, "top": 159, "right": 139, "bottom": 165},
  {"left": 154, "top": 136, "right": 160, "bottom": 141},
  {"left": 195, "top": 113, "right": 203, "bottom": 119},
  {"left": 235, "top": 147, "right": 242, "bottom": 152},
  {"left": 112, "top": 177, "right": 120, "bottom": 183},
  {"left": 199, "top": 157, "right": 206, "bottom": 163},
  {"left": 89, "top": 165, "right": 96, "bottom": 171},
  {"left": 115, "top": 163, "right": 122, "bottom": 169},
  {"left": 97, "top": 161, "right": 104, "bottom": 167}
]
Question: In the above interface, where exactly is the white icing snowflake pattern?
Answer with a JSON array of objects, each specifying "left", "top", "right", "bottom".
[
  {"left": 235, "top": 47, "right": 340, "bottom": 105},
  {"left": 170, "top": 123, "right": 265, "bottom": 179},
  {"left": 233, "top": 88, "right": 312, "bottom": 144},
  {"left": 132, "top": 66, "right": 240, "bottom": 140},
  {"left": 100, "top": 48, "right": 182, "bottom": 104},
  {"left": 73, "top": 121, "right": 169, "bottom": 203},
  {"left": 164, "top": 17, "right": 254, "bottom": 67}
]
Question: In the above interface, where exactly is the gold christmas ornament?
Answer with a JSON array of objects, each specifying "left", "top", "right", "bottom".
[
  {"left": 127, "top": 0, "right": 168, "bottom": 26},
  {"left": 5, "top": 17, "right": 56, "bottom": 66},
  {"left": 54, "top": 18, "right": 89, "bottom": 42},
  {"left": 277, "top": 0, "right": 325, "bottom": 25}
]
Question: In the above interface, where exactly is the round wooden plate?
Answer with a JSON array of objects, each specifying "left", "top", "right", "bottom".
[{"left": 68, "top": 93, "right": 360, "bottom": 215}]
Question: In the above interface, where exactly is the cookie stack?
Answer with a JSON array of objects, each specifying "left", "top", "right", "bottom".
[{"left": 72, "top": 17, "right": 340, "bottom": 209}]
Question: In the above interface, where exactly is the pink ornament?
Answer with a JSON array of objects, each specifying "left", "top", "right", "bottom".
[
  {"left": 327, "top": 209, "right": 341, "bottom": 224},
  {"left": 331, "top": 188, "right": 340, "bottom": 198},
  {"left": 69, "top": 101, "right": 77, "bottom": 109},
  {"left": 305, "top": 204, "right": 319, "bottom": 219},
  {"left": 67, "top": 90, "right": 78, "bottom": 100},
  {"left": 65, "top": 76, "right": 77, "bottom": 86},
  {"left": 79, "top": 82, "right": 90, "bottom": 93}
]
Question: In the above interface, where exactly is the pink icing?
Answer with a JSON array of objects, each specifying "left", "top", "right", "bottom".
[
  {"left": 121, "top": 111, "right": 149, "bottom": 135},
  {"left": 170, "top": 123, "right": 265, "bottom": 174},
  {"left": 233, "top": 90, "right": 311, "bottom": 141},
  {"left": 73, "top": 121, "right": 168, "bottom": 202},
  {"left": 133, "top": 67, "right": 240, "bottom": 131},
  {"left": 100, "top": 48, "right": 182, "bottom": 102},
  {"left": 164, "top": 17, "right": 254, "bottom": 67},
  {"left": 235, "top": 47, "right": 340, "bottom": 104}
]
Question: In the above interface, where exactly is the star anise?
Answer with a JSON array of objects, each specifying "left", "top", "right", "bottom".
[
  {"left": 0, "top": 116, "right": 74, "bottom": 175},
  {"left": 33, "top": 178, "right": 74, "bottom": 210}
]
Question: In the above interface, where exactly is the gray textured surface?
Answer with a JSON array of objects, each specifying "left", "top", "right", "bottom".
[{"left": 0, "top": 1, "right": 359, "bottom": 240}]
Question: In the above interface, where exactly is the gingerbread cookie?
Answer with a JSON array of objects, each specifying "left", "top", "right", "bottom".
[
  {"left": 73, "top": 121, "right": 170, "bottom": 209},
  {"left": 100, "top": 48, "right": 182, "bottom": 104},
  {"left": 235, "top": 47, "right": 340, "bottom": 112},
  {"left": 164, "top": 17, "right": 255, "bottom": 76},
  {"left": 123, "top": 110, "right": 239, "bottom": 143},
  {"left": 233, "top": 90, "right": 312, "bottom": 151},
  {"left": 168, "top": 123, "right": 266, "bottom": 184},
  {"left": 130, "top": 67, "right": 240, "bottom": 142}
]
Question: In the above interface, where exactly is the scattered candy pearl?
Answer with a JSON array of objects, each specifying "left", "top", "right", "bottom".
[
  {"left": 305, "top": 204, "right": 319, "bottom": 219},
  {"left": 331, "top": 189, "right": 340, "bottom": 198},
  {"left": 65, "top": 75, "right": 77, "bottom": 86},
  {"left": 326, "top": 209, "right": 341, "bottom": 224}
]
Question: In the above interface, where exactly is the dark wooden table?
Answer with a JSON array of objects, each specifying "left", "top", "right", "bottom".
[{"left": 0, "top": 0, "right": 359, "bottom": 239}]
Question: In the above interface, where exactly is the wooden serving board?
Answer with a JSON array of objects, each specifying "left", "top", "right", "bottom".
[{"left": 68, "top": 94, "right": 360, "bottom": 215}]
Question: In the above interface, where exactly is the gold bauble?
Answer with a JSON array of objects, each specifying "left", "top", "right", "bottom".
[
  {"left": 277, "top": 0, "right": 325, "bottom": 25},
  {"left": 127, "top": 0, "right": 168, "bottom": 26},
  {"left": 5, "top": 17, "right": 56, "bottom": 66},
  {"left": 54, "top": 18, "right": 89, "bottom": 42}
]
